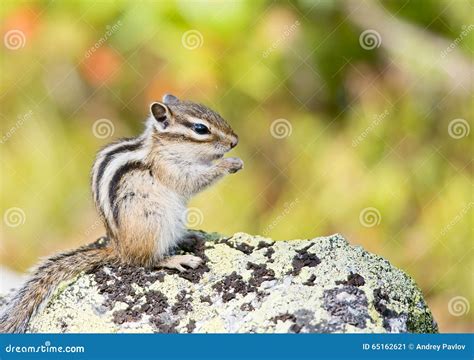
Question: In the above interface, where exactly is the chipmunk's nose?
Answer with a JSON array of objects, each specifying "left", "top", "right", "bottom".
[{"left": 230, "top": 136, "right": 238, "bottom": 148}]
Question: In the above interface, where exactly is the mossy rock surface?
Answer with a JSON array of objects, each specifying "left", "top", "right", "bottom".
[{"left": 26, "top": 233, "right": 437, "bottom": 333}]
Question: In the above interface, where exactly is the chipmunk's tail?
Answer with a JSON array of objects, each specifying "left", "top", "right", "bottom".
[{"left": 0, "top": 237, "right": 116, "bottom": 333}]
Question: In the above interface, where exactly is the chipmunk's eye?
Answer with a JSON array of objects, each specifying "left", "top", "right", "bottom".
[{"left": 193, "top": 123, "right": 210, "bottom": 135}]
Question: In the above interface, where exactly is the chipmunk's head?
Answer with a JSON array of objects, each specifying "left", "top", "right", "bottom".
[{"left": 147, "top": 94, "right": 238, "bottom": 163}]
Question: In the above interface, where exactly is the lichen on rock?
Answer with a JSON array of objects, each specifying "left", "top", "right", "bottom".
[{"left": 24, "top": 232, "right": 437, "bottom": 333}]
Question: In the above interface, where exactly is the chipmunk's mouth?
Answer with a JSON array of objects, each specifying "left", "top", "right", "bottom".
[
  {"left": 206, "top": 146, "right": 232, "bottom": 164},
  {"left": 205, "top": 152, "right": 226, "bottom": 165}
]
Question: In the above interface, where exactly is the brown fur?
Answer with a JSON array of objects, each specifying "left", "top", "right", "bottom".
[{"left": 112, "top": 168, "right": 163, "bottom": 266}]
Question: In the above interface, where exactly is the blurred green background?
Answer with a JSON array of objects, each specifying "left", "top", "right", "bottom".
[{"left": 0, "top": 0, "right": 472, "bottom": 332}]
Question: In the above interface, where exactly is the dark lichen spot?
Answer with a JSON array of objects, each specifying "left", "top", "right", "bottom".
[
  {"left": 373, "top": 289, "right": 398, "bottom": 318},
  {"left": 373, "top": 288, "right": 408, "bottom": 332},
  {"left": 290, "top": 323, "right": 302, "bottom": 333},
  {"left": 149, "top": 316, "right": 178, "bottom": 333},
  {"left": 303, "top": 274, "right": 316, "bottom": 286},
  {"left": 336, "top": 273, "right": 365, "bottom": 287},
  {"left": 240, "top": 302, "right": 255, "bottom": 311},
  {"left": 270, "top": 313, "right": 303, "bottom": 333},
  {"left": 172, "top": 290, "right": 193, "bottom": 315},
  {"left": 271, "top": 313, "right": 296, "bottom": 323},
  {"left": 255, "top": 240, "right": 276, "bottom": 262},
  {"left": 200, "top": 295, "right": 212, "bottom": 305},
  {"left": 174, "top": 264, "right": 210, "bottom": 283},
  {"left": 264, "top": 247, "right": 275, "bottom": 262},
  {"left": 219, "top": 237, "right": 255, "bottom": 254},
  {"left": 246, "top": 262, "right": 276, "bottom": 288},
  {"left": 142, "top": 290, "right": 170, "bottom": 316},
  {"left": 59, "top": 320, "right": 68, "bottom": 332},
  {"left": 323, "top": 286, "right": 370, "bottom": 329},
  {"left": 186, "top": 319, "right": 196, "bottom": 333},
  {"left": 234, "top": 242, "right": 255, "bottom": 254},
  {"left": 256, "top": 241, "right": 274, "bottom": 250},
  {"left": 113, "top": 308, "right": 142, "bottom": 324},
  {"left": 291, "top": 245, "right": 320, "bottom": 275},
  {"left": 141, "top": 290, "right": 178, "bottom": 333},
  {"left": 212, "top": 272, "right": 251, "bottom": 302}
]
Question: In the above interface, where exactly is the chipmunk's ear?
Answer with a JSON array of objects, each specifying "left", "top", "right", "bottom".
[
  {"left": 162, "top": 94, "right": 180, "bottom": 105},
  {"left": 150, "top": 102, "right": 171, "bottom": 128}
]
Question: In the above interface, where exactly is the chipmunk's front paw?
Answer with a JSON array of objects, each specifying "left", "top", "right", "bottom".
[
  {"left": 219, "top": 157, "right": 243, "bottom": 174},
  {"left": 158, "top": 255, "right": 203, "bottom": 272}
]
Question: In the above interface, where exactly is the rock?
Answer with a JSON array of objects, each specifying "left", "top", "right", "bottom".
[{"left": 26, "top": 233, "right": 437, "bottom": 333}]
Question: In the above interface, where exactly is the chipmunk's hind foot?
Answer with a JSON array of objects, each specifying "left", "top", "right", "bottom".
[{"left": 157, "top": 255, "right": 203, "bottom": 272}]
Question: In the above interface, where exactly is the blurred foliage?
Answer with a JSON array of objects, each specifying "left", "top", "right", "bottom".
[{"left": 0, "top": 0, "right": 472, "bottom": 332}]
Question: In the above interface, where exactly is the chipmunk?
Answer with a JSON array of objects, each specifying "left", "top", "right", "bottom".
[{"left": 0, "top": 94, "right": 243, "bottom": 333}]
